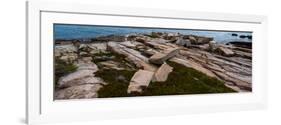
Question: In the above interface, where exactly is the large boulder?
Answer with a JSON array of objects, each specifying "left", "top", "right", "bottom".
[
  {"left": 76, "top": 62, "right": 98, "bottom": 71},
  {"left": 153, "top": 63, "right": 173, "bottom": 82},
  {"left": 55, "top": 44, "right": 78, "bottom": 64},
  {"left": 79, "top": 43, "right": 107, "bottom": 54},
  {"left": 143, "top": 48, "right": 157, "bottom": 56},
  {"left": 135, "top": 37, "right": 147, "bottom": 43},
  {"left": 215, "top": 46, "right": 235, "bottom": 57},
  {"left": 197, "top": 37, "right": 213, "bottom": 44},
  {"left": 108, "top": 42, "right": 147, "bottom": 61},
  {"left": 88, "top": 43, "right": 107, "bottom": 54},
  {"left": 127, "top": 70, "right": 154, "bottom": 94},
  {"left": 55, "top": 44, "right": 77, "bottom": 54},
  {"left": 175, "top": 37, "right": 191, "bottom": 47},
  {"left": 125, "top": 34, "right": 137, "bottom": 41},
  {"left": 150, "top": 32, "right": 162, "bottom": 38},
  {"left": 163, "top": 32, "right": 179, "bottom": 41},
  {"left": 58, "top": 61, "right": 100, "bottom": 88},
  {"left": 99, "top": 60, "right": 125, "bottom": 70},
  {"left": 55, "top": 84, "right": 103, "bottom": 99},
  {"left": 120, "top": 41, "right": 137, "bottom": 48},
  {"left": 187, "top": 35, "right": 197, "bottom": 43},
  {"left": 88, "top": 43, "right": 107, "bottom": 50},
  {"left": 107, "top": 42, "right": 157, "bottom": 71},
  {"left": 59, "top": 54, "right": 78, "bottom": 64},
  {"left": 149, "top": 48, "right": 179, "bottom": 65},
  {"left": 185, "top": 35, "right": 213, "bottom": 45},
  {"left": 57, "top": 69, "right": 100, "bottom": 88},
  {"left": 169, "top": 57, "right": 217, "bottom": 78},
  {"left": 208, "top": 41, "right": 217, "bottom": 51}
]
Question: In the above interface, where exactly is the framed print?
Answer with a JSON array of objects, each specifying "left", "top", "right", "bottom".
[{"left": 26, "top": 1, "right": 267, "bottom": 124}]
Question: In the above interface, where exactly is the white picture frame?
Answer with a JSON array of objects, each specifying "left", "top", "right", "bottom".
[{"left": 26, "top": 1, "right": 267, "bottom": 124}]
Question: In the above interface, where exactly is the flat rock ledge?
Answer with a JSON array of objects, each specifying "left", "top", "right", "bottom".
[
  {"left": 55, "top": 32, "right": 253, "bottom": 98},
  {"left": 153, "top": 63, "right": 173, "bottom": 82},
  {"left": 55, "top": 48, "right": 107, "bottom": 99},
  {"left": 55, "top": 84, "right": 103, "bottom": 99},
  {"left": 215, "top": 46, "right": 235, "bottom": 57},
  {"left": 127, "top": 70, "right": 155, "bottom": 94},
  {"left": 149, "top": 48, "right": 179, "bottom": 65}
]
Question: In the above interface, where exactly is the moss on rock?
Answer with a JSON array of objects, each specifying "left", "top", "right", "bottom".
[
  {"left": 142, "top": 62, "right": 236, "bottom": 96},
  {"left": 92, "top": 51, "right": 136, "bottom": 70},
  {"left": 96, "top": 61, "right": 235, "bottom": 98},
  {"left": 54, "top": 59, "right": 78, "bottom": 87},
  {"left": 96, "top": 69, "right": 136, "bottom": 98}
]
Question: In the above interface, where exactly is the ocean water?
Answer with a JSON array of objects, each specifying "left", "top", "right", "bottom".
[{"left": 54, "top": 24, "right": 252, "bottom": 43}]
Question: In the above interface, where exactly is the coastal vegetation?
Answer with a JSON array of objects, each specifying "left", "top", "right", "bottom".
[
  {"left": 54, "top": 58, "right": 77, "bottom": 88},
  {"left": 97, "top": 61, "right": 235, "bottom": 98},
  {"left": 54, "top": 31, "right": 252, "bottom": 100}
]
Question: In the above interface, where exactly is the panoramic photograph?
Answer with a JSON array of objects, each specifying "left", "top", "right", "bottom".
[{"left": 53, "top": 24, "right": 252, "bottom": 100}]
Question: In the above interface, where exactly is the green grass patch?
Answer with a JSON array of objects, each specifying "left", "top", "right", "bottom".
[
  {"left": 54, "top": 59, "right": 78, "bottom": 87},
  {"left": 96, "top": 61, "right": 236, "bottom": 98},
  {"left": 92, "top": 51, "right": 137, "bottom": 70},
  {"left": 92, "top": 51, "right": 126, "bottom": 63},
  {"left": 96, "top": 69, "right": 136, "bottom": 98},
  {"left": 142, "top": 62, "right": 236, "bottom": 96},
  {"left": 93, "top": 50, "right": 138, "bottom": 98}
]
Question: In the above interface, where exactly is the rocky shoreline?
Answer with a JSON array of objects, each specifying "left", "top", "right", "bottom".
[{"left": 54, "top": 32, "right": 252, "bottom": 100}]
